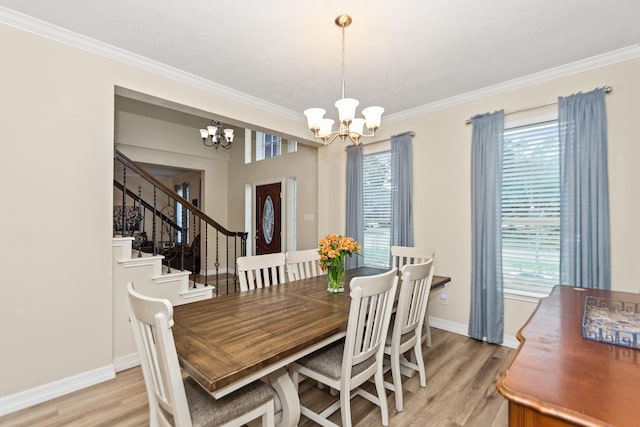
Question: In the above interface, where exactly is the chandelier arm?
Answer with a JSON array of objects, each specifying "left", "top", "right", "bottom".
[
  {"left": 202, "top": 138, "right": 217, "bottom": 148},
  {"left": 322, "top": 133, "right": 341, "bottom": 146}
]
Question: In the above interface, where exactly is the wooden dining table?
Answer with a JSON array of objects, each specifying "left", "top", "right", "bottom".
[{"left": 172, "top": 266, "right": 451, "bottom": 427}]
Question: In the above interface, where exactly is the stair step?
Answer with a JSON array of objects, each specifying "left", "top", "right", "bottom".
[{"left": 180, "top": 283, "right": 214, "bottom": 302}]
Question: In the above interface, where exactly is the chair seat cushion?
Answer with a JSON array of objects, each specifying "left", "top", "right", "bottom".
[
  {"left": 184, "top": 377, "right": 275, "bottom": 427},
  {"left": 385, "top": 315, "right": 417, "bottom": 347},
  {"left": 385, "top": 328, "right": 415, "bottom": 347},
  {"left": 298, "top": 341, "right": 376, "bottom": 381}
]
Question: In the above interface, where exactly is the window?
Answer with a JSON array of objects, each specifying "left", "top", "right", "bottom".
[
  {"left": 502, "top": 120, "right": 560, "bottom": 296},
  {"left": 256, "top": 132, "right": 281, "bottom": 160},
  {"left": 287, "top": 139, "right": 298, "bottom": 153},
  {"left": 363, "top": 151, "right": 392, "bottom": 267}
]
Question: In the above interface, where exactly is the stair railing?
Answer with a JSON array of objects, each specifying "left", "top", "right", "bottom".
[{"left": 114, "top": 149, "right": 247, "bottom": 296}]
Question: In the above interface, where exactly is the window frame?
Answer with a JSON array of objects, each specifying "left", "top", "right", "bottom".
[{"left": 256, "top": 132, "right": 282, "bottom": 161}]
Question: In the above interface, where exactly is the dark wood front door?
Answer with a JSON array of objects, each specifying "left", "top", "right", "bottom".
[{"left": 255, "top": 182, "right": 281, "bottom": 255}]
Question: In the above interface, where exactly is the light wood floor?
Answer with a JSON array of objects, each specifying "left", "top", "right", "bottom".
[{"left": 0, "top": 329, "right": 514, "bottom": 427}]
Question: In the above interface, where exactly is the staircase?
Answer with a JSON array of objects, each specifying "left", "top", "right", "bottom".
[
  {"left": 112, "top": 237, "right": 215, "bottom": 371},
  {"left": 112, "top": 149, "right": 247, "bottom": 371}
]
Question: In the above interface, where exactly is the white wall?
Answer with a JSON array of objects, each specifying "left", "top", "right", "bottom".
[
  {"left": 318, "top": 57, "right": 640, "bottom": 338},
  {"left": 0, "top": 21, "right": 310, "bottom": 405}
]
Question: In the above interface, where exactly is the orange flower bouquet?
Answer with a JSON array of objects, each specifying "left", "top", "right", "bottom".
[{"left": 318, "top": 234, "right": 361, "bottom": 292}]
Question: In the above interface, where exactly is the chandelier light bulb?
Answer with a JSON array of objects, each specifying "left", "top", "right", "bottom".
[
  {"left": 335, "top": 98, "right": 359, "bottom": 123},
  {"left": 303, "top": 108, "right": 326, "bottom": 131},
  {"left": 362, "top": 106, "right": 384, "bottom": 131},
  {"left": 319, "top": 119, "right": 335, "bottom": 138},
  {"left": 223, "top": 128, "right": 234, "bottom": 142},
  {"left": 349, "top": 118, "right": 365, "bottom": 135}
]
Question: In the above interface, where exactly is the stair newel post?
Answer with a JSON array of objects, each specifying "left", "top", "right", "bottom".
[
  {"left": 191, "top": 211, "right": 197, "bottom": 289},
  {"left": 225, "top": 235, "right": 230, "bottom": 295},
  {"left": 121, "top": 164, "right": 127, "bottom": 237},
  {"left": 152, "top": 187, "right": 158, "bottom": 256},
  {"left": 180, "top": 199, "right": 186, "bottom": 272},
  {"left": 136, "top": 173, "right": 143, "bottom": 258},
  {"left": 215, "top": 230, "right": 221, "bottom": 294},
  {"left": 164, "top": 195, "right": 172, "bottom": 274},
  {"left": 205, "top": 225, "right": 210, "bottom": 292}
]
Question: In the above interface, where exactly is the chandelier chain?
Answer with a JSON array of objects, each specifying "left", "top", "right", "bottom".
[{"left": 341, "top": 22, "right": 346, "bottom": 99}]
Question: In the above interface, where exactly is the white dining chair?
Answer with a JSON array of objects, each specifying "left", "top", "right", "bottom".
[
  {"left": 291, "top": 268, "right": 398, "bottom": 427},
  {"left": 383, "top": 260, "right": 434, "bottom": 412},
  {"left": 390, "top": 245, "right": 436, "bottom": 347},
  {"left": 237, "top": 253, "right": 286, "bottom": 292},
  {"left": 391, "top": 245, "right": 435, "bottom": 271},
  {"left": 285, "top": 248, "right": 325, "bottom": 281},
  {"left": 126, "top": 283, "right": 276, "bottom": 427}
]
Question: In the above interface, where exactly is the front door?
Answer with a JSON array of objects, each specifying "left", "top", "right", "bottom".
[{"left": 255, "top": 182, "right": 281, "bottom": 255}]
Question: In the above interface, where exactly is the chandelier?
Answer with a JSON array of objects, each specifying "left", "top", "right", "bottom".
[
  {"left": 303, "top": 15, "right": 384, "bottom": 146},
  {"left": 199, "top": 120, "right": 234, "bottom": 149}
]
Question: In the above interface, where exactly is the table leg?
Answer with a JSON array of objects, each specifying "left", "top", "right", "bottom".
[{"left": 268, "top": 368, "right": 300, "bottom": 427}]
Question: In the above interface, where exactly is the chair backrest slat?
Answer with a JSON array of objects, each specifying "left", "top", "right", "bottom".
[
  {"left": 391, "top": 246, "right": 435, "bottom": 272},
  {"left": 285, "top": 249, "right": 325, "bottom": 281},
  {"left": 237, "top": 253, "right": 286, "bottom": 291}
]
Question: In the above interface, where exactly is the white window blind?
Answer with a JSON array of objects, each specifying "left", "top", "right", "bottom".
[
  {"left": 502, "top": 121, "right": 560, "bottom": 295},
  {"left": 363, "top": 151, "right": 391, "bottom": 267}
]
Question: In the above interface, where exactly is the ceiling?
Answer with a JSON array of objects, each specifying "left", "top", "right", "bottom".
[{"left": 1, "top": 1, "right": 639, "bottom": 120}]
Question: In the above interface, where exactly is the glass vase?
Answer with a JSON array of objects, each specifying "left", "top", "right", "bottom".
[{"left": 327, "top": 256, "right": 345, "bottom": 293}]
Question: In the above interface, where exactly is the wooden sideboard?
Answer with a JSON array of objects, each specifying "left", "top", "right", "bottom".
[{"left": 496, "top": 285, "right": 640, "bottom": 426}]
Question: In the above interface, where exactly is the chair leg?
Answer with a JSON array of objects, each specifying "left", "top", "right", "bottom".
[
  {"left": 340, "top": 389, "right": 353, "bottom": 427},
  {"left": 424, "top": 314, "right": 432, "bottom": 347},
  {"left": 374, "top": 369, "right": 390, "bottom": 427},
  {"left": 262, "top": 399, "right": 275, "bottom": 427},
  {"left": 391, "top": 350, "right": 404, "bottom": 412},
  {"left": 414, "top": 342, "right": 427, "bottom": 388}
]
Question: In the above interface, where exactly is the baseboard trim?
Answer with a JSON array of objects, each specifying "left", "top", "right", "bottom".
[
  {"left": 429, "top": 316, "right": 520, "bottom": 349},
  {"left": 113, "top": 353, "right": 140, "bottom": 373},
  {"left": 0, "top": 365, "right": 115, "bottom": 417}
]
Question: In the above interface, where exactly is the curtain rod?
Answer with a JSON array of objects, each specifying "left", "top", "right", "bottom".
[
  {"left": 364, "top": 131, "right": 415, "bottom": 145},
  {"left": 464, "top": 85, "right": 612, "bottom": 125}
]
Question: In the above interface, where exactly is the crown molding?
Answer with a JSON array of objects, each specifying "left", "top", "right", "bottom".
[
  {"left": 386, "top": 44, "right": 640, "bottom": 123},
  {"left": 0, "top": 6, "right": 302, "bottom": 121},
  {"left": 2, "top": 7, "right": 638, "bottom": 125}
]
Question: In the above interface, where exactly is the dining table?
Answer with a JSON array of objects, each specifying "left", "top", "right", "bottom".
[{"left": 172, "top": 265, "right": 451, "bottom": 427}]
